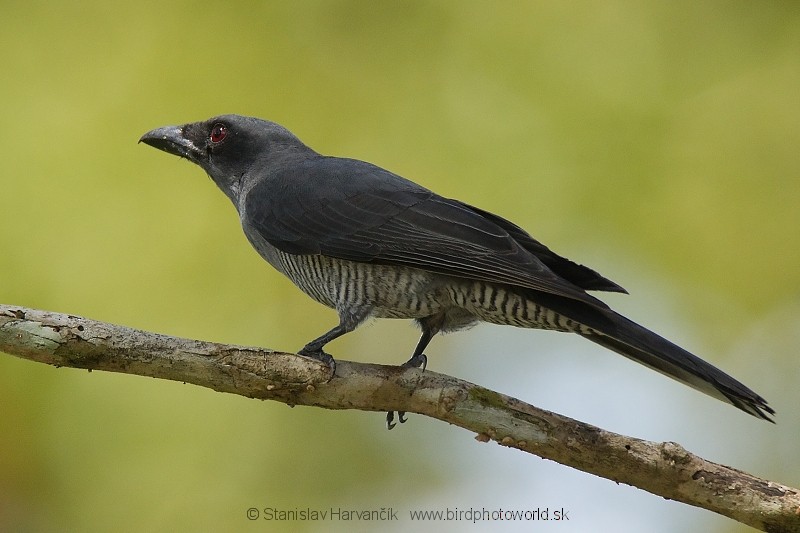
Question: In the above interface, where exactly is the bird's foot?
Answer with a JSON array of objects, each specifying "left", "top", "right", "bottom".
[
  {"left": 298, "top": 346, "right": 337, "bottom": 377},
  {"left": 402, "top": 352, "right": 427, "bottom": 371},
  {"left": 386, "top": 353, "right": 428, "bottom": 430},
  {"left": 386, "top": 410, "right": 407, "bottom": 430}
]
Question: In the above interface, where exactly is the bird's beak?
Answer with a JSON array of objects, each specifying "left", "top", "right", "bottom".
[{"left": 139, "top": 125, "right": 203, "bottom": 162}]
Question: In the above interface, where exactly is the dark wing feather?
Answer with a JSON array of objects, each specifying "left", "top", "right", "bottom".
[
  {"left": 453, "top": 201, "right": 627, "bottom": 294},
  {"left": 244, "top": 156, "right": 608, "bottom": 308}
]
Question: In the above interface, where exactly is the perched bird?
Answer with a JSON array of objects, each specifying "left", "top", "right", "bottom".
[{"left": 140, "top": 114, "right": 773, "bottom": 427}]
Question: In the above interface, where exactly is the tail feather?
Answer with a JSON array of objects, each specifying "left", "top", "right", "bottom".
[{"left": 582, "top": 311, "right": 774, "bottom": 422}]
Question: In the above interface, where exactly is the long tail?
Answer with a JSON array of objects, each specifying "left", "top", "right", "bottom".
[{"left": 581, "top": 310, "right": 774, "bottom": 421}]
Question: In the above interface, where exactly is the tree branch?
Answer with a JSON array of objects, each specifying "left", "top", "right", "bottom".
[{"left": 1, "top": 303, "right": 797, "bottom": 531}]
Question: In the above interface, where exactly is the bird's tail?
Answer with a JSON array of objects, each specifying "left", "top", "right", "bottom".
[{"left": 580, "top": 310, "right": 774, "bottom": 421}]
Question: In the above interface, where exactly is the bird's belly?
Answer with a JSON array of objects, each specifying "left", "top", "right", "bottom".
[
  {"left": 274, "top": 252, "right": 450, "bottom": 318},
  {"left": 272, "top": 252, "right": 591, "bottom": 333}
]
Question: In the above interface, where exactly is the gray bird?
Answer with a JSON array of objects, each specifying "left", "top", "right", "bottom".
[{"left": 140, "top": 114, "right": 773, "bottom": 427}]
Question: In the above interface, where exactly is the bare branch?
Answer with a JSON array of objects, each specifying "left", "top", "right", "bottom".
[{"left": 1, "top": 303, "right": 798, "bottom": 531}]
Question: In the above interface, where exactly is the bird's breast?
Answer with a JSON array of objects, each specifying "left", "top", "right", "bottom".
[
  {"left": 270, "top": 250, "right": 592, "bottom": 335},
  {"left": 273, "top": 251, "right": 451, "bottom": 318}
]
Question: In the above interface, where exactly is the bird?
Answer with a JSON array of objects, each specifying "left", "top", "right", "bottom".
[{"left": 140, "top": 114, "right": 774, "bottom": 428}]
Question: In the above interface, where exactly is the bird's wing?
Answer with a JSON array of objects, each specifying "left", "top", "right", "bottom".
[
  {"left": 452, "top": 201, "right": 627, "bottom": 294},
  {"left": 244, "top": 156, "right": 608, "bottom": 308}
]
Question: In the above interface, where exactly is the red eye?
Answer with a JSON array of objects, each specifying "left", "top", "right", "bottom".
[{"left": 210, "top": 123, "right": 227, "bottom": 143}]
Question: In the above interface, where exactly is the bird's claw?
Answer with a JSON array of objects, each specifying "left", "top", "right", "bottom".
[
  {"left": 298, "top": 347, "right": 337, "bottom": 377},
  {"left": 386, "top": 353, "right": 427, "bottom": 429},
  {"left": 402, "top": 352, "right": 427, "bottom": 371},
  {"left": 386, "top": 410, "right": 408, "bottom": 430}
]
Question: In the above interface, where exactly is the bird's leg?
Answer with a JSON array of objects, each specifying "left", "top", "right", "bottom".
[
  {"left": 298, "top": 326, "right": 344, "bottom": 373},
  {"left": 298, "top": 310, "right": 366, "bottom": 374},
  {"left": 387, "top": 319, "right": 441, "bottom": 430},
  {"left": 401, "top": 328, "right": 435, "bottom": 370}
]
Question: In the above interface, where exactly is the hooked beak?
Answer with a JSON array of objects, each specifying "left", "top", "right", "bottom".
[{"left": 139, "top": 125, "right": 204, "bottom": 163}]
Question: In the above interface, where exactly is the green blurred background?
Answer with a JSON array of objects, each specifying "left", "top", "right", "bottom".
[{"left": 1, "top": 1, "right": 798, "bottom": 532}]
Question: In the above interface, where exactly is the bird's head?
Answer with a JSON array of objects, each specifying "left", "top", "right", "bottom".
[{"left": 140, "top": 114, "right": 312, "bottom": 204}]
